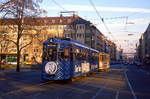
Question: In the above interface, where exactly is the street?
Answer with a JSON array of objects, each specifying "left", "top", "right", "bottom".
[{"left": 0, "top": 64, "right": 150, "bottom": 99}]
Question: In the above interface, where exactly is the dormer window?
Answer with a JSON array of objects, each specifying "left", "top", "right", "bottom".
[
  {"left": 68, "top": 19, "right": 72, "bottom": 23},
  {"left": 60, "top": 19, "right": 63, "bottom": 23}
]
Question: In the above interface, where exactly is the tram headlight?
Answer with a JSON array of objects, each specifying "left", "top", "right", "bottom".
[{"left": 45, "top": 62, "right": 58, "bottom": 75}]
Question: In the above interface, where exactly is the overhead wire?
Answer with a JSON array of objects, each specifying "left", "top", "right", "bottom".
[
  {"left": 89, "top": 0, "right": 111, "bottom": 34},
  {"left": 51, "top": 0, "right": 122, "bottom": 47},
  {"left": 51, "top": 0, "right": 67, "bottom": 11},
  {"left": 89, "top": 0, "right": 119, "bottom": 45},
  {"left": 88, "top": 0, "right": 142, "bottom": 52}
]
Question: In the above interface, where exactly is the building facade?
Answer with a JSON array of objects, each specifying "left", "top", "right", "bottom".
[
  {"left": 0, "top": 15, "right": 117, "bottom": 63},
  {"left": 136, "top": 23, "right": 150, "bottom": 63}
]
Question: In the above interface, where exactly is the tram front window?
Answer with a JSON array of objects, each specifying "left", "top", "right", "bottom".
[{"left": 43, "top": 44, "right": 57, "bottom": 61}]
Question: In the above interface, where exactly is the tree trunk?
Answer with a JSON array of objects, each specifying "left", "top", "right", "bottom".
[
  {"left": 0, "top": 55, "right": 1, "bottom": 70},
  {"left": 16, "top": 36, "right": 20, "bottom": 72},
  {"left": 16, "top": 49, "right": 20, "bottom": 72},
  {"left": 0, "top": 45, "right": 2, "bottom": 70}
]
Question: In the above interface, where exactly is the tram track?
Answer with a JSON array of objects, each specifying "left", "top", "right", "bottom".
[
  {"left": 0, "top": 71, "right": 50, "bottom": 97},
  {"left": 1, "top": 76, "right": 96, "bottom": 98},
  {"left": 0, "top": 72, "right": 92, "bottom": 98},
  {"left": 0, "top": 80, "right": 53, "bottom": 97}
]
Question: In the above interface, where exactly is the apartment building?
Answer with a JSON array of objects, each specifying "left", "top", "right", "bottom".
[
  {"left": 136, "top": 23, "right": 150, "bottom": 63},
  {"left": 0, "top": 15, "right": 109, "bottom": 63}
]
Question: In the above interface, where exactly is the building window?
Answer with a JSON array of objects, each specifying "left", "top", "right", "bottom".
[
  {"left": 59, "top": 25, "right": 63, "bottom": 29},
  {"left": 52, "top": 20, "right": 55, "bottom": 23},
  {"left": 76, "top": 25, "right": 79, "bottom": 29},
  {"left": 77, "top": 34, "right": 82, "bottom": 38},
  {"left": 33, "top": 49, "right": 38, "bottom": 53},
  {"left": 82, "top": 26, "right": 84, "bottom": 30},
  {"left": 68, "top": 19, "right": 72, "bottom": 23},
  {"left": 79, "top": 34, "right": 82, "bottom": 38},
  {"left": 82, "top": 34, "right": 85, "bottom": 38},
  {"left": 44, "top": 20, "right": 47, "bottom": 23},
  {"left": 65, "top": 34, "right": 67, "bottom": 37},
  {"left": 80, "top": 26, "right": 82, "bottom": 29},
  {"left": 65, "top": 34, "right": 70, "bottom": 38}
]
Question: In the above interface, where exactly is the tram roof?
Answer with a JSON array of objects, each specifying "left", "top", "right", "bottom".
[{"left": 43, "top": 38, "right": 99, "bottom": 53}]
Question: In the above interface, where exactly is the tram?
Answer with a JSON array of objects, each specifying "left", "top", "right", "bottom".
[
  {"left": 41, "top": 38, "right": 110, "bottom": 81},
  {"left": 98, "top": 53, "right": 110, "bottom": 71}
]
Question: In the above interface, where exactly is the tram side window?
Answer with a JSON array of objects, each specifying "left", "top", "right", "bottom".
[
  {"left": 82, "top": 49, "right": 88, "bottom": 60},
  {"left": 70, "top": 48, "right": 74, "bottom": 60},
  {"left": 92, "top": 52, "right": 97, "bottom": 61},
  {"left": 91, "top": 52, "right": 95, "bottom": 61},
  {"left": 81, "top": 49, "right": 85, "bottom": 60},
  {"left": 96, "top": 54, "right": 99, "bottom": 60},
  {"left": 64, "top": 49, "right": 69, "bottom": 56},
  {"left": 43, "top": 48, "right": 57, "bottom": 61},
  {"left": 48, "top": 49, "right": 53, "bottom": 55},
  {"left": 75, "top": 48, "right": 88, "bottom": 60},
  {"left": 102, "top": 55, "right": 106, "bottom": 61},
  {"left": 99, "top": 55, "right": 103, "bottom": 61},
  {"left": 59, "top": 48, "right": 70, "bottom": 61},
  {"left": 75, "top": 48, "right": 83, "bottom": 60},
  {"left": 49, "top": 49, "right": 57, "bottom": 61}
]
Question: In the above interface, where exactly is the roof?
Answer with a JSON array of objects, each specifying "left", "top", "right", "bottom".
[
  {"left": 43, "top": 38, "right": 99, "bottom": 53},
  {"left": 0, "top": 15, "right": 91, "bottom": 26}
]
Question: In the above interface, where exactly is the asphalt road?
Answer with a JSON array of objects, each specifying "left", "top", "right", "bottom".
[{"left": 0, "top": 64, "right": 150, "bottom": 99}]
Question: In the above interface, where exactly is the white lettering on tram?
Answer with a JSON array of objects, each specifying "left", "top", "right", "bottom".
[{"left": 81, "top": 62, "right": 90, "bottom": 73}]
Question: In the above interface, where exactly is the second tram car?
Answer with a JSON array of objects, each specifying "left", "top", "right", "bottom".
[
  {"left": 41, "top": 38, "right": 110, "bottom": 81},
  {"left": 98, "top": 53, "right": 110, "bottom": 71}
]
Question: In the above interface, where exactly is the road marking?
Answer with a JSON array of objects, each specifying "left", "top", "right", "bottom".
[
  {"left": 91, "top": 83, "right": 107, "bottom": 99},
  {"left": 91, "top": 87, "right": 104, "bottom": 99},
  {"left": 115, "top": 91, "right": 119, "bottom": 99},
  {"left": 124, "top": 71, "right": 137, "bottom": 99}
]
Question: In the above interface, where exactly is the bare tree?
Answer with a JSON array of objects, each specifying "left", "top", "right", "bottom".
[
  {"left": 0, "top": 0, "right": 46, "bottom": 72},
  {"left": 0, "top": 28, "right": 10, "bottom": 69}
]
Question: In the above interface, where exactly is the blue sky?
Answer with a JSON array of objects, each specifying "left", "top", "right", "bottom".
[{"left": 40, "top": 0, "right": 150, "bottom": 53}]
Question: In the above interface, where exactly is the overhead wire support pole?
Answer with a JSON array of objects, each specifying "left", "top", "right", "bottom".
[
  {"left": 60, "top": 11, "right": 77, "bottom": 16},
  {"left": 51, "top": 0, "right": 77, "bottom": 16},
  {"left": 124, "top": 16, "right": 128, "bottom": 30}
]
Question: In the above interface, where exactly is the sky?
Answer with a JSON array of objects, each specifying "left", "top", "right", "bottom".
[{"left": 40, "top": 0, "right": 150, "bottom": 53}]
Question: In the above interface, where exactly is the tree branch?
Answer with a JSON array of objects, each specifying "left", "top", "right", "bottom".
[
  {"left": 5, "top": 39, "right": 17, "bottom": 45},
  {"left": 19, "top": 41, "right": 32, "bottom": 52}
]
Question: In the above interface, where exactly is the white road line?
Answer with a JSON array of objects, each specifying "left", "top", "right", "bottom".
[
  {"left": 124, "top": 71, "right": 137, "bottom": 99},
  {"left": 91, "top": 87, "right": 104, "bottom": 99},
  {"left": 91, "top": 83, "right": 107, "bottom": 99},
  {"left": 115, "top": 91, "right": 119, "bottom": 99}
]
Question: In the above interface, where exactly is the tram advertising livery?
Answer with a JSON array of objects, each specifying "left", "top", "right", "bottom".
[{"left": 41, "top": 38, "right": 110, "bottom": 81}]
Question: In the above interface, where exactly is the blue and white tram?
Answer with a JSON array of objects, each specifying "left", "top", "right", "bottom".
[{"left": 41, "top": 38, "right": 99, "bottom": 81}]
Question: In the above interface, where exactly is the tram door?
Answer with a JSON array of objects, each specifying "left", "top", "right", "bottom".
[
  {"left": 60, "top": 45, "right": 74, "bottom": 77},
  {"left": 57, "top": 44, "right": 70, "bottom": 61}
]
